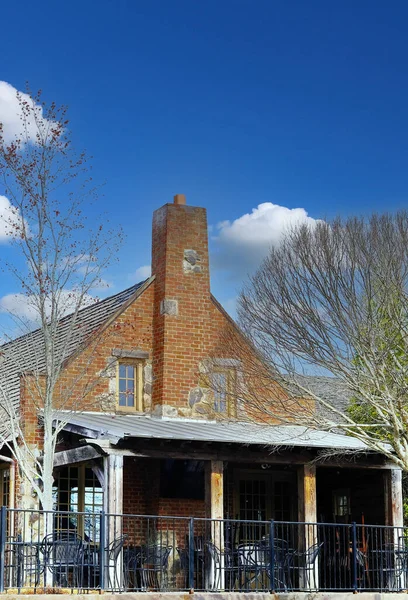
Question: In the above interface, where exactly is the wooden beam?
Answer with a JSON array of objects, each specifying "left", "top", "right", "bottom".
[
  {"left": 205, "top": 460, "right": 224, "bottom": 521},
  {"left": 384, "top": 469, "right": 403, "bottom": 528},
  {"left": 317, "top": 459, "right": 398, "bottom": 470},
  {"left": 103, "top": 453, "right": 124, "bottom": 588},
  {"left": 297, "top": 463, "right": 317, "bottom": 523},
  {"left": 104, "top": 453, "right": 123, "bottom": 516},
  {"left": 121, "top": 439, "right": 391, "bottom": 468},
  {"left": 54, "top": 445, "right": 102, "bottom": 467},
  {"left": 205, "top": 460, "right": 224, "bottom": 590},
  {"left": 123, "top": 442, "right": 314, "bottom": 464},
  {"left": 297, "top": 464, "right": 318, "bottom": 589}
]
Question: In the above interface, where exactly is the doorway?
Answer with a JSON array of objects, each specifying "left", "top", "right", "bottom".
[{"left": 233, "top": 468, "right": 296, "bottom": 522}]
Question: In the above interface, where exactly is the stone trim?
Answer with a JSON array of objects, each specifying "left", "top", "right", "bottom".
[{"left": 112, "top": 349, "right": 150, "bottom": 359}]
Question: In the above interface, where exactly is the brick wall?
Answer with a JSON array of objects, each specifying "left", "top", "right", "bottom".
[
  {"left": 18, "top": 196, "right": 296, "bottom": 438},
  {"left": 151, "top": 201, "right": 213, "bottom": 413},
  {"left": 15, "top": 196, "right": 303, "bottom": 510},
  {"left": 122, "top": 457, "right": 205, "bottom": 547}
]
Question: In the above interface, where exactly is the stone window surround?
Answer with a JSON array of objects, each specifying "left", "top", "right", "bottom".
[{"left": 198, "top": 358, "right": 241, "bottom": 418}]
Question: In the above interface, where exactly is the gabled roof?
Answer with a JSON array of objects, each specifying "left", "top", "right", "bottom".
[
  {"left": 294, "top": 375, "right": 350, "bottom": 420},
  {"left": 0, "top": 279, "right": 151, "bottom": 430},
  {"left": 54, "top": 410, "right": 371, "bottom": 451}
]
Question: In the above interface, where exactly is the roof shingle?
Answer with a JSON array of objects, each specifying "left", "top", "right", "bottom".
[{"left": 0, "top": 280, "right": 149, "bottom": 436}]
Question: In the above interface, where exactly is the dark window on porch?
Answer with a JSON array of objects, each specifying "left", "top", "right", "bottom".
[
  {"left": 233, "top": 469, "right": 295, "bottom": 524},
  {"left": 160, "top": 459, "right": 205, "bottom": 499}
]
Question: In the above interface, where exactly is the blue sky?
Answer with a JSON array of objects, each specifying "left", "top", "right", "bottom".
[{"left": 1, "top": 0, "right": 408, "bottom": 326}]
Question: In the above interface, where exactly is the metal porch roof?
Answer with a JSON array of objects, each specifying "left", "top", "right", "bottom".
[{"left": 54, "top": 411, "right": 370, "bottom": 451}]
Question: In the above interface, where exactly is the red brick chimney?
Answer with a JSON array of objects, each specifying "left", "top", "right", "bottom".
[{"left": 151, "top": 195, "right": 212, "bottom": 414}]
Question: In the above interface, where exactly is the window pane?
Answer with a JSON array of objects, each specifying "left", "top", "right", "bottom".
[
  {"left": 217, "top": 400, "right": 226, "bottom": 412},
  {"left": 119, "top": 364, "right": 126, "bottom": 378},
  {"left": 119, "top": 393, "right": 127, "bottom": 406},
  {"left": 126, "top": 365, "right": 135, "bottom": 379}
]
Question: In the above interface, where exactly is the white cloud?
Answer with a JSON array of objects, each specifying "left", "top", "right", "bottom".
[
  {"left": 213, "top": 202, "right": 321, "bottom": 280},
  {"left": 0, "top": 290, "right": 96, "bottom": 323},
  {"left": 91, "top": 278, "right": 111, "bottom": 290},
  {"left": 0, "top": 81, "right": 58, "bottom": 145},
  {"left": 133, "top": 265, "right": 151, "bottom": 280},
  {"left": 0, "top": 195, "right": 25, "bottom": 243}
]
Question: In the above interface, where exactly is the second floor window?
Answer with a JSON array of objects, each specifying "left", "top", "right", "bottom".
[
  {"left": 201, "top": 366, "right": 236, "bottom": 416},
  {"left": 117, "top": 360, "right": 143, "bottom": 411}
]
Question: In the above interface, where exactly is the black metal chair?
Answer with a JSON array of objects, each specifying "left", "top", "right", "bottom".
[
  {"left": 369, "top": 543, "right": 408, "bottom": 591},
  {"left": 140, "top": 544, "right": 172, "bottom": 591},
  {"left": 40, "top": 532, "right": 84, "bottom": 588},
  {"left": 123, "top": 545, "right": 143, "bottom": 591},
  {"left": 236, "top": 543, "right": 269, "bottom": 591},
  {"left": 286, "top": 541, "right": 323, "bottom": 591},
  {"left": 236, "top": 540, "right": 291, "bottom": 592},
  {"left": 6, "top": 535, "right": 43, "bottom": 589},
  {"left": 106, "top": 534, "right": 129, "bottom": 591},
  {"left": 87, "top": 533, "right": 129, "bottom": 591},
  {"left": 204, "top": 542, "right": 221, "bottom": 590},
  {"left": 224, "top": 543, "right": 241, "bottom": 591},
  {"left": 176, "top": 547, "right": 189, "bottom": 589}
]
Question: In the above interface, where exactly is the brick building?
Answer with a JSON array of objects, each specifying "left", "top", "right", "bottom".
[{"left": 0, "top": 195, "right": 403, "bottom": 541}]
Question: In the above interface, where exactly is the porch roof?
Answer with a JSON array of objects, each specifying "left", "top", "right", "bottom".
[{"left": 55, "top": 410, "right": 371, "bottom": 451}]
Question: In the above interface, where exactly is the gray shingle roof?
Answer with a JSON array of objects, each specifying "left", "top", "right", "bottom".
[
  {"left": 295, "top": 375, "right": 350, "bottom": 417},
  {"left": 0, "top": 279, "right": 149, "bottom": 435}
]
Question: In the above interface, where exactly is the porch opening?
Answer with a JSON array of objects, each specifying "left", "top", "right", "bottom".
[{"left": 316, "top": 467, "right": 386, "bottom": 525}]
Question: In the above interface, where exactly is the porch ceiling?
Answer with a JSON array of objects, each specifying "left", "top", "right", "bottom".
[{"left": 53, "top": 410, "right": 371, "bottom": 451}]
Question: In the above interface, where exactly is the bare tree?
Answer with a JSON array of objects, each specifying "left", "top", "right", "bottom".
[
  {"left": 230, "top": 213, "right": 408, "bottom": 469},
  {"left": 0, "top": 88, "right": 122, "bottom": 513}
]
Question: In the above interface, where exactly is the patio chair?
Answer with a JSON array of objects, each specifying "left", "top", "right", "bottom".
[
  {"left": 140, "top": 544, "right": 172, "bottom": 591},
  {"left": 88, "top": 533, "right": 129, "bottom": 591},
  {"left": 237, "top": 543, "right": 275, "bottom": 591},
  {"left": 369, "top": 543, "right": 408, "bottom": 591},
  {"left": 6, "top": 535, "right": 43, "bottom": 589},
  {"left": 286, "top": 541, "right": 323, "bottom": 591},
  {"left": 176, "top": 547, "right": 189, "bottom": 588},
  {"left": 106, "top": 533, "right": 129, "bottom": 591},
  {"left": 224, "top": 543, "right": 241, "bottom": 591},
  {"left": 40, "top": 532, "right": 84, "bottom": 588},
  {"left": 204, "top": 542, "right": 221, "bottom": 590},
  {"left": 124, "top": 545, "right": 143, "bottom": 591}
]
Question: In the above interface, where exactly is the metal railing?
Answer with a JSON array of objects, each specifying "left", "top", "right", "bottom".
[{"left": 0, "top": 507, "right": 407, "bottom": 593}]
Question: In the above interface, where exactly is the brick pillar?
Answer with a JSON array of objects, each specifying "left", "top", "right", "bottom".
[{"left": 151, "top": 195, "right": 212, "bottom": 414}]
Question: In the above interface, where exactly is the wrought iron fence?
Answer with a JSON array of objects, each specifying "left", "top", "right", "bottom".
[{"left": 0, "top": 507, "right": 407, "bottom": 593}]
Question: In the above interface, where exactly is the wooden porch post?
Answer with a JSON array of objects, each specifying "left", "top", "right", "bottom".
[
  {"left": 297, "top": 463, "right": 318, "bottom": 589},
  {"left": 384, "top": 469, "right": 403, "bottom": 529},
  {"left": 384, "top": 469, "right": 404, "bottom": 589},
  {"left": 205, "top": 460, "right": 224, "bottom": 590},
  {"left": 103, "top": 453, "right": 124, "bottom": 589}
]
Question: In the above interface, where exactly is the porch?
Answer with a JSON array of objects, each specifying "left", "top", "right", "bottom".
[
  {"left": 0, "top": 413, "right": 404, "bottom": 594},
  {"left": 1, "top": 508, "right": 408, "bottom": 594},
  {"left": 48, "top": 411, "right": 403, "bottom": 532}
]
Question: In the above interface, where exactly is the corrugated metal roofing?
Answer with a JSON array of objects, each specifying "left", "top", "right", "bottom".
[{"left": 54, "top": 410, "right": 370, "bottom": 451}]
